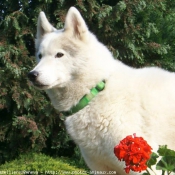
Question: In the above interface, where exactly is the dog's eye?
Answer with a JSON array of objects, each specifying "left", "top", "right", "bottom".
[
  {"left": 55, "top": 52, "right": 64, "bottom": 58},
  {"left": 38, "top": 53, "right": 42, "bottom": 59}
]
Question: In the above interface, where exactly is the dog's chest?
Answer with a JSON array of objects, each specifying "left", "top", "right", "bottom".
[{"left": 64, "top": 105, "right": 113, "bottom": 149}]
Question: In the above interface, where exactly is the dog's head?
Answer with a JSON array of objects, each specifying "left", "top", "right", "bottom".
[{"left": 28, "top": 7, "right": 92, "bottom": 90}]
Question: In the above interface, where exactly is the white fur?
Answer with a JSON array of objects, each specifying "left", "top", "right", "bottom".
[{"left": 29, "top": 7, "right": 175, "bottom": 175}]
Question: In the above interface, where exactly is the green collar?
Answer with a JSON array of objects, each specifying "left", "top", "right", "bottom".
[{"left": 62, "top": 81, "right": 105, "bottom": 116}]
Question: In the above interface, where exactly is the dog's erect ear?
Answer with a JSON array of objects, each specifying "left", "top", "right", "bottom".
[
  {"left": 37, "top": 12, "right": 56, "bottom": 39},
  {"left": 64, "top": 7, "right": 89, "bottom": 41}
]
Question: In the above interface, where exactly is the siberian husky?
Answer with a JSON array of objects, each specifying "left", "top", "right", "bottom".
[{"left": 28, "top": 7, "right": 175, "bottom": 175}]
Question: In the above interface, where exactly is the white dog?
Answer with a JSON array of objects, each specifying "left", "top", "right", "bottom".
[{"left": 28, "top": 7, "right": 175, "bottom": 175}]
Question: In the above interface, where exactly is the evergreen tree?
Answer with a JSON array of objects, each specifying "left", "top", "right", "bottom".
[{"left": 0, "top": 0, "right": 175, "bottom": 163}]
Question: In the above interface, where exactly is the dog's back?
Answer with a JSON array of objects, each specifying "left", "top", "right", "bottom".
[{"left": 65, "top": 62, "right": 175, "bottom": 173}]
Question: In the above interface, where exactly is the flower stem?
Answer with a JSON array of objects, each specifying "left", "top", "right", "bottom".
[
  {"left": 162, "top": 170, "right": 165, "bottom": 175},
  {"left": 146, "top": 169, "right": 151, "bottom": 175},
  {"left": 146, "top": 167, "right": 157, "bottom": 175}
]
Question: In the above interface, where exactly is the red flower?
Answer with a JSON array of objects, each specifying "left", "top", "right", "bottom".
[{"left": 114, "top": 133, "right": 152, "bottom": 174}]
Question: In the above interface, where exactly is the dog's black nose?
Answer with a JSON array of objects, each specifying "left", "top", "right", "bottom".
[{"left": 28, "top": 71, "right": 39, "bottom": 82}]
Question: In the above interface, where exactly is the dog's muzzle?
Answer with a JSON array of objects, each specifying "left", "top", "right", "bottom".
[
  {"left": 28, "top": 71, "right": 48, "bottom": 89},
  {"left": 28, "top": 71, "right": 39, "bottom": 82}
]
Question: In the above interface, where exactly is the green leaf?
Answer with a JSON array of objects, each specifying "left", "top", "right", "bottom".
[
  {"left": 117, "top": 1, "right": 126, "bottom": 11},
  {"left": 142, "top": 173, "right": 150, "bottom": 175},
  {"left": 156, "top": 156, "right": 175, "bottom": 173},
  {"left": 158, "top": 145, "right": 175, "bottom": 157},
  {"left": 27, "top": 129, "right": 32, "bottom": 133},
  {"left": 147, "top": 152, "right": 159, "bottom": 168}
]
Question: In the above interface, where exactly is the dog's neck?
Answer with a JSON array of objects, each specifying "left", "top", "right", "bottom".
[
  {"left": 63, "top": 80, "right": 105, "bottom": 116},
  {"left": 45, "top": 78, "right": 104, "bottom": 112}
]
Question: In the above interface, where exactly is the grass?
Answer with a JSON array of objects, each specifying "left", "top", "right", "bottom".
[{"left": 0, "top": 153, "right": 89, "bottom": 175}]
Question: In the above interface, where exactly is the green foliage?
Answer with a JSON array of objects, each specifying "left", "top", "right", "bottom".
[
  {"left": 0, "top": 0, "right": 175, "bottom": 165},
  {"left": 90, "top": 0, "right": 175, "bottom": 69},
  {"left": 146, "top": 152, "right": 159, "bottom": 168},
  {"left": 146, "top": 145, "right": 175, "bottom": 175},
  {"left": 156, "top": 156, "right": 175, "bottom": 173},
  {"left": 158, "top": 145, "right": 175, "bottom": 157},
  {"left": 156, "top": 146, "right": 175, "bottom": 174},
  {"left": 0, "top": 153, "right": 89, "bottom": 174},
  {"left": 0, "top": 0, "right": 74, "bottom": 163}
]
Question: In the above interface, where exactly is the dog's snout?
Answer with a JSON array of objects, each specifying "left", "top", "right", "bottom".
[{"left": 28, "top": 71, "right": 39, "bottom": 82}]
